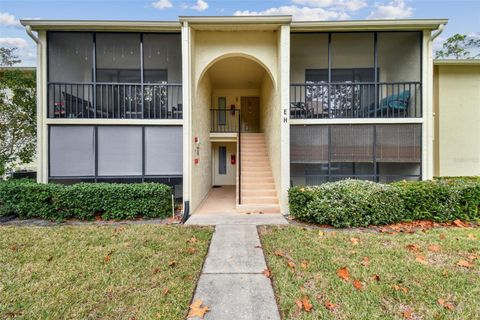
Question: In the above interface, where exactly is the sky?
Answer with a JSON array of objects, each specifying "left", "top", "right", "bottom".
[{"left": 1, "top": 0, "right": 479, "bottom": 66}]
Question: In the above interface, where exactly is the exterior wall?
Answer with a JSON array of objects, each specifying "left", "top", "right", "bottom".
[
  {"left": 434, "top": 64, "right": 480, "bottom": 176},
  {"left": 260, "top": 73, "right": 281, "bottom": 197},
  {"left": 190, "top": 71, "right": 213, "bottom": 212},
  {"left": 212, "top": 89, "right": 260, "bottom": 109},
  {"left": 193, "top": 31, "right": 278, "bottom": 90}
]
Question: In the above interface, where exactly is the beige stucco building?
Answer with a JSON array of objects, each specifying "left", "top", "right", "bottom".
[
  {"left": 433, "top": 59, "right": 480, "bottom": 177},
  {"left": 22, "top": 16, "right": 468, "bottom": 215}
]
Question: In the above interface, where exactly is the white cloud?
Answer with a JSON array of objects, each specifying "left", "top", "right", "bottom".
[
  {"left": 292, "top": 0, "right": 367, "bottom": 11},
  {"left": 152, "top": 0, "right": 173, "bottom": 10},
  {"left": 368, "top": 0, "right": 413, "bottom": 19},
  {"left": 0, "top": 12, "right": 21, "bottom": 28},
  {"left": 234, "top": 5, "right": 349, "bottom": 21},
  {"left": 0, "top": 37, "right": 29, "bottom": 48},
  {"left": 190, "top": 0, "right": 208, "bottom": 11}
]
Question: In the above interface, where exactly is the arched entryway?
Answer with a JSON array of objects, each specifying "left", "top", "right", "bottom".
[{"left": 191, "top": 54, "right": 280, "bottom": 214}]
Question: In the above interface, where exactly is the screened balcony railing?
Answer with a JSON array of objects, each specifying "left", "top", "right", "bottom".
[
  {"left": 290, "top": 82, "right": 421, "bottom": 119},
  {"left": 210, "top": 109, "right": 241, "bottom": 132},
  {"left": 48, "top": 83, "right": 182, "bottom": 119}
]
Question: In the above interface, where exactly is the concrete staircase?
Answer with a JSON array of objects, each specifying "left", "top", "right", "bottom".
[{"left": 238, "top": 133, "right": 280, "bottom": 213}]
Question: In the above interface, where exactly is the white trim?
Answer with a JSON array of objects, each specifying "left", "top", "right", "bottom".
[
  {"left": 279, "top": 25, "right": 290, "bottom": 215},
  {"left": 291, "top": 19, "right": 448, "bottom": 31},
  {"left": 21, "top": 19, "right": 181, "bottom": 31},
  {"left": 290, "top": 118, "right": 423, "bottom": 125},
  {"left": 45, "top": 119, "right": 183, "bottom": 125},
  {"left": 39, "top": 31, "right": 48, "bottom": 183},
  {"left": 423, "top": 30, "right": 434, "bottom": 180},
  {"left": 182, "top": 22, "right": 192, "bottom": 208}
]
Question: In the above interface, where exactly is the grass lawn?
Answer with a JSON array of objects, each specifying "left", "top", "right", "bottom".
[
  {"left": 0, "top": 225, "right": 213, "bottom": 319},
  {"left": 260, "top": 226, "right": 480, "bottom": 320}
]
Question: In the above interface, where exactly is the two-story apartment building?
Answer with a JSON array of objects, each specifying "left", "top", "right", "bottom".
[{"left": 21, "top": 16, "right": 448, "bottom": 214}]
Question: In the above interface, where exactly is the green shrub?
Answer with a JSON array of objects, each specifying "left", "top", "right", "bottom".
[
  {"left": 0, "top": 179, "right": 61, "bottom": 219},
  {"left": 289, "top": 178, "right": 480, "bottom": 227},
  {"left": 290, "top": 180, "right": 403, "bottom": 227},
  {"left": 0, "top": 180, "right": 173, "bottom": 220}
]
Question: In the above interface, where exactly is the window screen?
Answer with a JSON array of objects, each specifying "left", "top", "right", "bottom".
[
  {"left": 49, "top": 126, "right": 95, "bottom": 177},
  {"left": 290, "top": 125, "right": 328, "bottom": 163},
  {"left": 331, "top": 125, "right": 374, "bottom": 162},
  {"left": 376, "top": 124, "right": 421, "bottom": 162},
  {"left": 145, "top": 126, "right": 183, "bottom": 175},
  {"left": 97, "top": 126, "right": 142, "bottom": 176}
]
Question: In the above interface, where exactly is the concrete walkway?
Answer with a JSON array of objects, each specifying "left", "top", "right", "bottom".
[{"left": 187, "top": 214, "right": 287, "bottom": 320}]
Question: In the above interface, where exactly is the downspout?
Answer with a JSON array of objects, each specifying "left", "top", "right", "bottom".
[
  {"left": 24, "top": 25, "right": 44, "bottom": 182},
  {"left": 431, "top": 23, "right": 445, "bottom": 41}
]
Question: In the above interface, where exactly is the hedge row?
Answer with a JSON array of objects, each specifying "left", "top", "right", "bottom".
[
  {"left": 289, "top": 178, "right": 480, "bottom": 228},
  {"left": 0, "top": 179, "right": 173, "bottom": 220}
]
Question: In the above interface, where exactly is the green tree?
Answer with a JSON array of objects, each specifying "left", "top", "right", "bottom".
[
  {"left": 435, "top": 33, "right": 480, "bottom": 59},
  {"left": 0, "top": 47, "right": 36, "bottom": 176},
  {"left": 0, "top": 47, "right": 21, "bottom": 66}
]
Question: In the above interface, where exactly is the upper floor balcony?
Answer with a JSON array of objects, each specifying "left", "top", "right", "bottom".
[
  {"left": 47, "top": 32, "right": 182, "bottom": 119},
  {"left": 290, "top": 31, "right": 422, "bottom": 119}
]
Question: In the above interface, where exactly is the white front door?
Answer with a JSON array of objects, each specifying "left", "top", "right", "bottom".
[{"left": 212, "top": 142, "right": 237, "bottom": 186}]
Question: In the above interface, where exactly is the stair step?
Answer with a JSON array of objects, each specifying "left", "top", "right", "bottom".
[
  {"left": 236, "top": 205, "right": 281, "bottom": 214},
  {"left": 241, "top": 182, "right": 276, "bottom": 190},
  {"left": 242, "top": 196, "right": 279, "bottom": 205},
  {"left": 242, "top": 189, "right": 277, "bottom": 197},
  {"left": 242, "top": 177, "right": 274, "bottom": 183}
]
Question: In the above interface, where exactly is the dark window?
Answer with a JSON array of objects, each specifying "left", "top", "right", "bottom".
[
  {"left": 219, "top": 146, "right": 227, "bottom": 175},
  {"left": 95, "top": 33, "right": 141, "bottom": 83},
  {"left": 290, "top": 124, "right": 422, "bottom": 185},
  {"left": 218, "top": 97, "right": 227, "bottom": 125}
]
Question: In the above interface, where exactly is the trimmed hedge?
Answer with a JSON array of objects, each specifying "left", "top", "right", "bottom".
[
  {"left": 289, "top": 178, "right": 480, "bottom": 227},
  {"left": 0, "top": 179, "right": 173, "bottom": 220}
]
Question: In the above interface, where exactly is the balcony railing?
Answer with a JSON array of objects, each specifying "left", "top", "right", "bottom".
[
  {"left": 48, "top": 82, "right": 182, "bottom": 119},
  {"left": 210, "top": 109, "right": 241, "bottom": 132},
  {"left": 290, "top": 82, "right": 421, "bottom": 119}
]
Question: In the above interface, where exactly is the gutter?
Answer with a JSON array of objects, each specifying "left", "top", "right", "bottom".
[
  {"left": 25, "top": 25, "right": 40, "bottom": 44},
  {"left": 431, "top": 23, "right": 445, "bottom": 41}
]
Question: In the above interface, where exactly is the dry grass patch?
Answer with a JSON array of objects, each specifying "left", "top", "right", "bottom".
[
  {"left": 0, "top": 225, "right": 213, "bottom": 319},
  {"left": 260, "top": 226, "right": 480, "bottom": 320}
]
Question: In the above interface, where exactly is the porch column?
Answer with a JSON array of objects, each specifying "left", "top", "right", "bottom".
[
  {"left": 279, "top": 24, "right": 290, "bottom": 214},
  {"left": 182, "top": 22, "right": 192, "bottom": 208}
]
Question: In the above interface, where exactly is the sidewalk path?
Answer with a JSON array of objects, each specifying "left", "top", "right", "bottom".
[{"left": 186, "top": 214, "right": 287, "bottom": 320}]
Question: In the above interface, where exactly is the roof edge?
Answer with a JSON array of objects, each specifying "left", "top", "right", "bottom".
[
  {"left": 434, "top": 59, "right": 480, "bottom": 65},
  {"left": 291, "top": 19, "right": 448, "bottom": 31},
  {"left": 179, "top": 15, "right": 292, "bottom": 24},
  {"left": 20, "top": 19, "right": 182, "bottom": 31}
]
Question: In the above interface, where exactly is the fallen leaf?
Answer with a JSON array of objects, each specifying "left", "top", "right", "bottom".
[
  {"left": 188, "top": 300, "right": 209, "bottom": 319},
  {"left": 302, "top": 296, "right": 313, "bottom": 312},
  {"left": 324, "top": 300, "right": 337, "bottom": 311},
  {"left": 336, "top": 267, "right": 350, "bottom": 281},
  {"left": 186, "top": 247, "right": 197, "bottom": 254},
  {"left": 186, "top": 237, "right": 198, "bottom": 243},
  {"left": 300, "top": 260, "right": 309, "bottom": 269},
  {"left": 406, "top": 244, "right": 420, "bottom": 252},
  {"left": 318, "top": 231, "right": 324, "bottom": 237},
  {"left": 457, "top": 259, "right": 474, "bottom": 268},
  {"left": 353, "top": 279, "right": 363, "bottom": 291},
  {"left": 263, "top": 269, "right": 271, "bottom": 278},
  {"left": 295, "top": 299, "right": 303, "bottom": 309},
  {"left": 453, "top": 219, "right": 465, "bottom": 227},
  {"left": 104, "top": 255, "right": 111, "bottom": 263},
  {"left": 162, "top": 288, "right": 169, "bottom": 295},
  {"left": 468, "top": 254, "right": 477, "bottom": 261},
  {"left": 467, "top": 234, "right": 477, "bottom": 240},
  {"left": 415, "top": 254, "right": 428, "bottom": 265},
  {"left": 168, "top": 260, "right": 176, "bottom": 267},
  {"left": 403, "top": 309, "right": 413, "bottom": 319},
  {"left": 275, "top": 250, "right": 285, "bottom": 257},
  {"left": 350, "top": 237, "right": 360, "bottom": 245},
  {"left": 437, "top": 298, "right": 455, "bottom": 311},
  {"left": 393, "top": 285, "right": 409, "bottom": 293},
  {"left": 372, "top": 274, "right": 380, "bottom": 282},
  {"left": 361, "top": 256, "right": 370, "bottom": 267},
  {"left": 287, "top": 260, "right": 296, "bottom": 269},
  {"left": 428, "top": 244, "right": 441, "bottom": 252}
]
